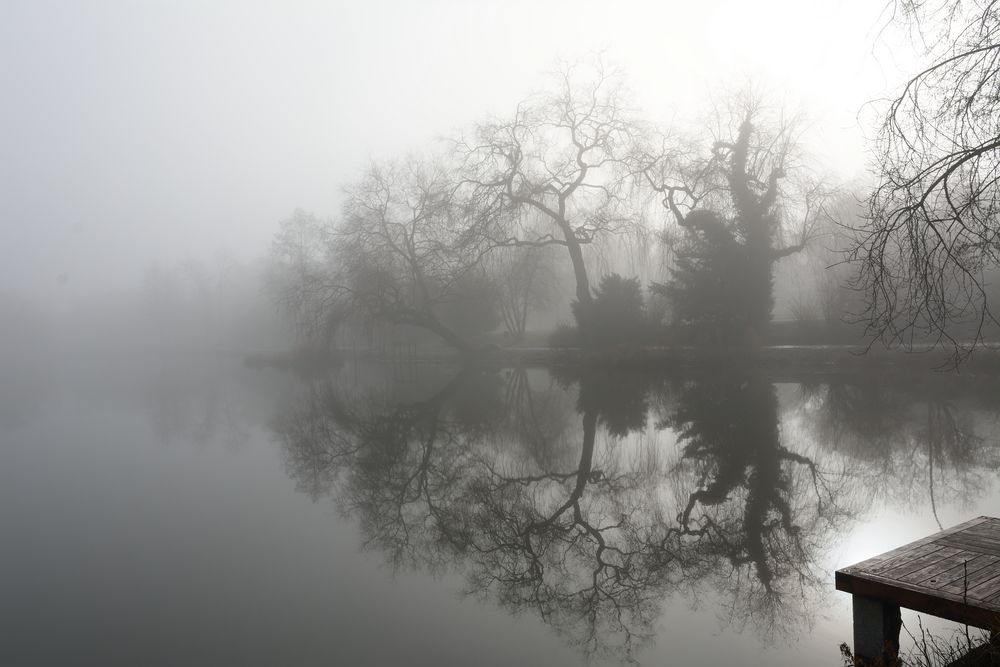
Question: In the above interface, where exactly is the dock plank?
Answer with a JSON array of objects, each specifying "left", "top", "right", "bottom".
[
  {"left": 939, "top": 533, "right": 1000, "bottom": 555},
  {"left": 957, "top": 525, "right": 1000, "bottom": 540},
  {"left": 866, "top": 543, "right": 948, "bottom": 575},
  {"left": 901, "top": 552, "right": 984, "bottom": 587},
  {"left": 923, "top": 554, "right": 1000, "bottom": 588},
  {"left": 967, "top": 573, "right": 1000, "bottom": 602},
  {"left": 882, "top": 547, "right": 963, "bottom": 580},
  {"left": 938, "top": 557, "right": 1000, "bottom": 597}
]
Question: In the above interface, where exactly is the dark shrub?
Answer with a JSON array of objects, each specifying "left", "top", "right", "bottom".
[{"left": 573, "top": 274, "right": 648, "bottom": 347}]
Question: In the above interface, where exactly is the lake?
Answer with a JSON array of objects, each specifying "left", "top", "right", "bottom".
[{"left": 2, "top": 354, "right": 998, "bottom": 665}]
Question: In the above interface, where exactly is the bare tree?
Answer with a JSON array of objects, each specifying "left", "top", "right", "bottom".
[
  {"left": 855, "top": 0, "right": 1000, "bottom": 364},
  {"left": 333, "top": 158, "right": 500, "bottom": 354},
  {"left": 458, "top": 60, "right": 647, "bottom": 331}
]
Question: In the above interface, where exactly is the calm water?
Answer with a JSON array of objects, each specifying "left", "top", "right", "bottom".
[{"left": 2, "top": 354, "right": 998, "bottom": 665}]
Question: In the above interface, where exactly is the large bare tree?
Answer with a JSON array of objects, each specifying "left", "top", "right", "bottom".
[
  {"left": 458, "top": 61, "right": 647, "bottom": 331},
  {"left": 855, "top": 0, "right": 1000, "bottom": 364},
  {"left": 332, "top": 158, "right": 501, "bottom": 354}
]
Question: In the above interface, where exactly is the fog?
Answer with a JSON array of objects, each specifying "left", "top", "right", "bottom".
[
  {"left": 2, "top": 0, "right": 906, "bottom": 305},
  {"left": 5, "top": 2, "right": 1000, "bottom": 665}
]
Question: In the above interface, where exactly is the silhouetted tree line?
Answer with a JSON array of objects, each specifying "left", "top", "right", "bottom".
[
  {"left": 266, "top": 62, "right": 843, "bottom": 358},
  {"left": 262, "top": 0, "right": 1000, "bottom": 363}
]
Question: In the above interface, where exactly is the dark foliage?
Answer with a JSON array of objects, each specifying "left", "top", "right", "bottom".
[
  {"left": 571, "top": 273, "right": 655, "bottom": 347},
  {"left": 654, "top": 211, "right": 763, "bottom": 345},
  {"left": 647, "top": 99, "right": 828, "bottom": 348}
]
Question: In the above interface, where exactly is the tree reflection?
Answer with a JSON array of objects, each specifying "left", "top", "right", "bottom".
[
  {"left": 461, "top": 369, "right": 696, "bottom": 657},
  {"left": 659, "top": 374, "right": 851, "bottom": 633},
  {"left": 269, "top": 366, "right": 999, "bottom": 660},
  {"left": 274, "top": 368, "right": 682, "bottom": 656},
  {"left": 275, "top": 369, "right": 490, "bottom": 571}
]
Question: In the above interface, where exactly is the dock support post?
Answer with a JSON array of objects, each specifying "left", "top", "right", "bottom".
[{"left": 852, "top": 595, "right": 901, "bottom": 665}]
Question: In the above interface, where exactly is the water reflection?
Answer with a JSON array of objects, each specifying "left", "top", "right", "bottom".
[
  {"left": 660, "top": 374, "right": 855, "bottom": 634},
  {"left": 270, "top": 366, "right": 1000, "bottom": 661},
  {"left": 797, "top": 377, "right": 1000, "bottom": 528},
  {"left": 275, "top": 368, "right": 677, "bottom": 656}
]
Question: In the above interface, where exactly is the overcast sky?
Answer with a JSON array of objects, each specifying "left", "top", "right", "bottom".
[{"left": 0, "top": 0, "right": 915, "bottom": 303}]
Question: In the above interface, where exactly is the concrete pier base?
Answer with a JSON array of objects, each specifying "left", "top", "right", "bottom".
[{"left": 852, "top": 595, "right": 901, "bottom": 665}]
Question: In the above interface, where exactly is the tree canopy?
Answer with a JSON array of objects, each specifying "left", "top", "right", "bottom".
[{"left": 458, "top": 62, "right": 648, "bottom": 320}]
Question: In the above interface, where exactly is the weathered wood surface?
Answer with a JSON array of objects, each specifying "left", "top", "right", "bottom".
[{"left": 836, "top": 516, "right": 1000, "bottom": 630}]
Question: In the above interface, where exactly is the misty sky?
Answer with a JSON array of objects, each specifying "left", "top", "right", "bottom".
[{"left": 0, "top": 0, "right": 913, "bottom": 303}]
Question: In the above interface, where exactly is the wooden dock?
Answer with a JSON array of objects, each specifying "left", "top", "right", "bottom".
[{"left": 836, "top": 516, "right": 1000, "bottom": 663}]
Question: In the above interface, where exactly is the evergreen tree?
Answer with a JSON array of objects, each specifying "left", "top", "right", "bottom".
[{"left": 650, "top": 103, "right": 827, "bottom": 346}]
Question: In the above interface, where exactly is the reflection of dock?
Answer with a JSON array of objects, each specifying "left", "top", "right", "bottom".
[{"left": 836, "top": 516, "right": 1000, "bottom": 664}]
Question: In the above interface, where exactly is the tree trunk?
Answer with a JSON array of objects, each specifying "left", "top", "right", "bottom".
[{"left": 559, "top": 220, "right": 592, "bottom": 307}]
